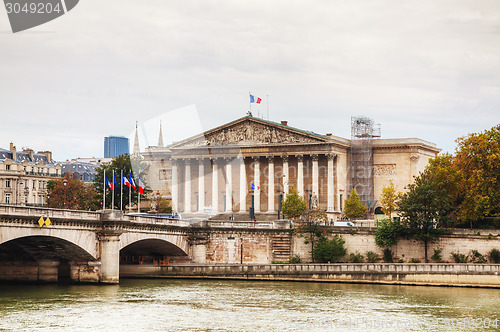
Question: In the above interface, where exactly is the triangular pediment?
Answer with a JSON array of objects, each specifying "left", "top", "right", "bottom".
[{"left": 171, "top": 117, "right": 329, "bottom": 149}]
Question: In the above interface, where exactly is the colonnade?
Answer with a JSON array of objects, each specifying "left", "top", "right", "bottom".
[{"left": 171, "top": 154, "right": 340, "bottom": 215}]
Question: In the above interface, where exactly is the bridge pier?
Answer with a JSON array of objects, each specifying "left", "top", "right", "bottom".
[{"left": 98, "top": 233, "right": 121, "bottom": 284}]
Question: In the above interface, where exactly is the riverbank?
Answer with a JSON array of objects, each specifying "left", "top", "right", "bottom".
[{"left": 120, "top": 263, "right": 500, "bottom": 288}]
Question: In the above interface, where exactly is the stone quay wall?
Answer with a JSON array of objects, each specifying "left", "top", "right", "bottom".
[{"left": 120, "top": 263, "right": 500, "bottom": 288}]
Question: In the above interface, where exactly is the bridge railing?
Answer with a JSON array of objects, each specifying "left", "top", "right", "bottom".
[
  {"left": 0, "top": 204, "right": 100, "bottom": 220},
  {"left": 200, "top": 220, "right": 291, "bottom": 229},
  {"left": 125, "top": 214, "right": 191, "bottom": 227}
]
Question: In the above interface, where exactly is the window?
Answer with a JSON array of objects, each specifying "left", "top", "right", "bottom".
[
  {"left": 5, "top": 179, "right": 11, "bottom": 188},
  {"left": 6, "top": 165, "right": 10, "bottom": 170},
  {"left": 23, "top": 166, "right": 26, "bottom": 171},
  {"left": 5, "top": 194, "right": 11, "bottom": 204},
  {"left": 33, "top": 180, "right": 36, "bottom": 189},
  {"left": 56, "top": 169, "right": 59, "bottom": 176}
]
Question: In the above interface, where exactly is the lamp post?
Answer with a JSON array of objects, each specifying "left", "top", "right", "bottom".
[
  {"left": 62, "top": 178, "right": 68, "bottom": 209},
  {"left": 277, "top": 175, "right": 285, "bottom": 220},
  {"left": 156, "top": 191, "right": 160, "bottom": 216},
  {"left": 17, "top": 180, "right": 23, "bottom": 206}
]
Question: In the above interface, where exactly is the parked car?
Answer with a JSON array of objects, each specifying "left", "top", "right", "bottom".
[{"left": 333, "top": 221, "right": 354, "bottom": 227}]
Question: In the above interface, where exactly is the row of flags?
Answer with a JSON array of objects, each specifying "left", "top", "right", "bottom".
[{"left": 104, "top": 172, "right": 144, "bottom": 194}]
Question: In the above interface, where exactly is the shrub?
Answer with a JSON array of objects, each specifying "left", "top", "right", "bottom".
[
  {"left": 289, "top": 255, "right": 302, "bottom": 264},
  {"left": 366, "top": 251, "right": 379, "bottom": 263},
  {"left": 476, "top": 231, "right": 481, "bottom": 236},
  {"left": 470, "top": 250, "right": 487, "bottom": 264},
  {"left": 312, "top": 235, "right": 347, "bottom": 263},
  {"left": 408, "top": 258, "right": 421, "bottom": 263},
  {"left": 488, "top": 249, "right": 500, "bottom": 263},
  {"left": 383, "top": 248, "right": 393, "bottom": 263},
  {"left": 451, "top": 252, "right": 468, "bottom": 263},
  {"left": 397, "top": 259, "right": 404, "bottom": 263},
  {"left": 431, "top": 248, "right": 443, "bottom": 262},
  {"left": 349, "top": 252, "right": 364, "bottom": 263}
]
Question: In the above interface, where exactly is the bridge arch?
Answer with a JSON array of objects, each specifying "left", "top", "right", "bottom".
[
  {"left": 0, "top": 227, "right": 98, "bottom": 259},
  {"left": 119, "top": 233, "right": 190, "bottom": 265}
]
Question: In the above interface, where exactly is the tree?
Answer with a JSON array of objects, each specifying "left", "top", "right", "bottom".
[
  {"left": 47, "top": 176, "right": 95, "bottom": 210},
  {"left": 294, "top": 208, "right": 327, "bottom": 262},
  {"left": 93, "top": 154, "right": 145, "bottom": 210},
  {"left": 343, "top": 189, "right": 367, "bottom": 219},
  {"left": 380, "top": 181, "right": 399, "bottom": 218},
  {"left": 397, "top": 174, "right": 451, "bottom": 262},
  {"left": 281, "top": 186, "right": 307, "bottom": 220},
  {"left": 454, "top": 125, "right": 500, "bottom": 223},
  {"left": 312, "top": 234, "right": 347, "bottom": 263},
  {"left": 374, "top": 218, "right": 402, "bottom": 249}
]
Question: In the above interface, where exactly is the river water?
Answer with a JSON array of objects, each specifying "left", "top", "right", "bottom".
[{"left": 0, "top": 279, "right": 499, "bottom": 331}]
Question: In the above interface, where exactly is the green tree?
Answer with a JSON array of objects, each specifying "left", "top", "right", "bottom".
[
  {"left": 312, "top": 234, "right": 347, "bottom": 263},
  {"left": 47, "top": 176, "right": 95, "bottom": 210},
  {"left": 343, "top": 189, "right": 367, "bottom": 219},
  {"left": 454, "top": 124, "right": 500, "bottom": 224},
  {"left": 374, "top": 218, "right": 403, "bottom": 249},
  {"left": 397, "top": 174, "right": 451, "bottom": 262},
  {"left": 281, "top": 186, "right": 307, "bottom": 220},
  {"left": 93, "top": 154, "right": 145, "bottom": 210},
  {"left": 380, "top": 181, "right": 399, "bottom": 218},
  {"left": 294, "top": 208, "right": 327, "bottom": 262}
]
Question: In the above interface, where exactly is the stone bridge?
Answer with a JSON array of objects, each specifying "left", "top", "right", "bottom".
[{"left": 0, "top": 205, "right": 291, "bottom": 284}]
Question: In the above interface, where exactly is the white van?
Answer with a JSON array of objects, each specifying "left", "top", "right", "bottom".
[{"left": 333, "top": 221, "right": 354, "bottom": 227}]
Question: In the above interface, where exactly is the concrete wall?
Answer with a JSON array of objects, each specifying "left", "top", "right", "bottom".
[
  {"left": 120, "top": 263, "right": 500, "bottom": 288},
  {"left": 205, "top": 231, "right": 273, "bottom": 264},
  {"left": 293, "top": 228, "right": 500, "bottom": 263}
]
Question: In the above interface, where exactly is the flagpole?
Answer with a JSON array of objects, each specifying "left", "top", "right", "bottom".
[
  {"left": 137, "top": 176, "right": 140, "bottom": 213},
  {"left": 111, "top": 170, "right": 115, "bottom": 210},
  {"left": 103, "top": 171, "right": 106, "bottom": 210},
  {"left": 120, "top": 169, "right": 123, "bottom": 211},
  {"left": 129, "top": 173, "right": 132, "bottom": 212}
]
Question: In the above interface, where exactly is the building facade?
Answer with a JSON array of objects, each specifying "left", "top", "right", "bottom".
[
  {"left": 140, "top": 116, "right": 440, "bottom": 220},
  {"left": 0, "top": 143, "right": 62, "bottom": 206},
  {"left": 104, "top": 136, "right": 129, "bottom": 158}
]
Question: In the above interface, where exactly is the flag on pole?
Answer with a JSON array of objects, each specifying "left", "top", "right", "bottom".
[
  {"left": 113, "top": 173, "right": 117, "bottom": 188},
  {"left": 251, "top": 183, "right": 260, "bottom": 190},
  {"left": 105, "top": 173, "right": 113, "bottom": 190},
  {"left": 250, "top": 94, "right": 262, "bottom": 104},
  {"left": 123, "top": 173, "right": 131, "bottom": 187},
  {"left": 129, "top": 173, "right": 136, "bottom": 190},
  {"left": 138, "top": 174, "right": 144, "bottom": 194}
]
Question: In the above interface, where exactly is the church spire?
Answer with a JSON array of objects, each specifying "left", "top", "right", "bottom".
[
  {"left": 133, "top": 121, "right": 140, "bottom": 155},
  {"left": 158, "top": 120, "right": 164, "bottom": 148}
]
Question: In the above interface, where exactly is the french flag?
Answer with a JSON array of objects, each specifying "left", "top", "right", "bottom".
[
  {"left": 105, "top": 174, "right": 113, "bottom": 191},
  {"left": 251, "top": 183, "right": 260, "bottom": 191},
  {"left": 129, "top": 173, "right": 136, "bottom": 190},
  {"left": 250, "top": 94, "right": 262, "bottom": 104},
  {"left": 138, "top": 174, "right": 145, "bottom": 194},
  {"left": 122, "top": 174, "right": 131, "bottom": 187}
]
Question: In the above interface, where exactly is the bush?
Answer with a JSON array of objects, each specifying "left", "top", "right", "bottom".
[
  {"left": 397, "top": 259, "right": 404, "bottom": 263},
  {"left": 451, "top": 252, "right": 468, "bottom": 263},
  {"left": 312, "top": 235, "right": 347, "bottom": 263},
  {"left": 488, "top": 249, "right": 500, "bottom": 263},
  {"left": 289, "top": 255, "right": 302, "bottom": 264},
  {"left": 408, "top": 258, "right": 421, "bottom": 263},
  {"left": 383, "top": 248, "right": 393, "bottom": 263},
  {"left": 366, "top": 251, "right": 379, "bottom": 263},
  {"left": 470, "top": 250, "right": 487, "bottom": 263},
  {"left": 431, "top": 248, "right": 443, "bottom": 262},
  {"left": 375, "top": 218, "right": 402, "bottom": 248},
  {"left": 349, "top": 252, "right": 364, "bottom": 263}
]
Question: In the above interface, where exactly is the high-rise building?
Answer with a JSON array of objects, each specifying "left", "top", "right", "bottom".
[{"left": 104, "top": 136, "right": 129, "bottom": 158}]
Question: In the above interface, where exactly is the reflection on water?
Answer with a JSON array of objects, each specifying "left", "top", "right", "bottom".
[{"left": 0, "top": 279, "right": 499, "bottom": 331}]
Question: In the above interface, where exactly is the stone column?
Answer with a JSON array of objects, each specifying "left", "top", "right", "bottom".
[
  {"left": 98, "top": 233, "right": 121, "bottom": 284},
  {"left": 267, "top": 156, "right": 275, "bottom": 212},
  {"left": 312, "top": 154, "right": 319, "bottom": 199},
  {"left": 211, "top": 159, "right": 218, "bottom": 214},
  {"left": 335, "top": 155, "right": 340, "bottom": 211},
  {"left": 327, "top": 153, "right": 335, "bottom": 212},
  {"left": 297, "top": 154, "right": 304, "bottom": 197},
  {"left": 171, "top": 160, "right": 178, "bottom": 213},
  {"left": 198, "top": 158, "right": 205, "bottom": 212},
  {"left": 282, "top": 155, "right": 289, "bottom": 194},
  {"left": 239, "top": 157, "right": 246, "bottom": 213},
  {"left": 253, "top": 156, "right": 261, "bottom": 213},
  {"left": 225, "top": 158, "right": 232, "bottom": 212},
  {"left": 184, "top": 160, "right": 191, "bottom": 213}
]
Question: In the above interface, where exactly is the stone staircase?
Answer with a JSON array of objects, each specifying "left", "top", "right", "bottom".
[{"left": 271, "top": 233, "right": 292, "bottom": 262}]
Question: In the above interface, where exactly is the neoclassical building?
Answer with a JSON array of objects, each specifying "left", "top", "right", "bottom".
[{"left": 141, "top": 116, "right": 440, "bottom": 220}]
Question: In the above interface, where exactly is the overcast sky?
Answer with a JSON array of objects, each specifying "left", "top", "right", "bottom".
[{"left": 1, "top": 1, "right": 499, "bottom": 161}]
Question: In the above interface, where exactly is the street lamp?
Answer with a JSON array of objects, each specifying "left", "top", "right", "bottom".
[
  {"left": 277, "top": 175, "right": 285, "bottom": 220},
  {"left": 62, "top": 178, "right": 68, "bottom": 209}
]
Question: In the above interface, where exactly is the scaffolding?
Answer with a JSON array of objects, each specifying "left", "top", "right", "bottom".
[{"left": 349, "top": 116, "right": 381, "bottom": 213}]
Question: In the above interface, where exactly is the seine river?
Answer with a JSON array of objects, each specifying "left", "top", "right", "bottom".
[{"left": 0, "top": 279, "right": 499, "bottom": 331}]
